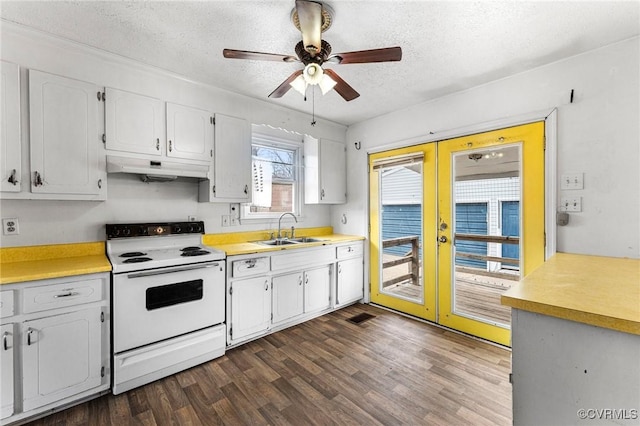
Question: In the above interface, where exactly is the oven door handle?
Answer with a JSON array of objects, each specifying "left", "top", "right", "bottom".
[{"left": 126, "top": 262, "right": 221, "bottom": 279}]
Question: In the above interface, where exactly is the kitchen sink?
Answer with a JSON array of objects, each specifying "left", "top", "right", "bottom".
[
  {"left": 256, "top": 239, "right": 298, "bottom": 246},
  {"left": 289, "top": 237, "right": 326, "bottom": 243},
  {"left": 254, "top": 237, "right": 327, "bottom": 246}
]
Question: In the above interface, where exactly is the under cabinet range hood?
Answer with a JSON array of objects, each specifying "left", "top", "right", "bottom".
[{"left": 106, "top": 155, "right": 210, "bottom": 181}]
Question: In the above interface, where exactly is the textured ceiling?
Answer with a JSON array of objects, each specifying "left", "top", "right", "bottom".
[{"left": 1, "top": 1, "right": 639, "bottom": 126}]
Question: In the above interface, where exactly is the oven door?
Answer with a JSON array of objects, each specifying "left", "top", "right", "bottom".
[{"left": 113, "top": 261, "right": 225, "bottom": 353}]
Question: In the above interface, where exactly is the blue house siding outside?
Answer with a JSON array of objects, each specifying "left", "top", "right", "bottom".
[{"left": 381, "top": 204, "right": 422, "bottom": 256}]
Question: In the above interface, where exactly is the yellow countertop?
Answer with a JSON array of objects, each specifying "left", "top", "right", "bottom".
[
  {"left": 501, "top": 253, "right": 640, "bottom": 335},
  {"left": 0, "top": 242, "right": 111, "bottom": 284},
  {"left": 203, "top": 227, "right": 365, "bottom": 256}
]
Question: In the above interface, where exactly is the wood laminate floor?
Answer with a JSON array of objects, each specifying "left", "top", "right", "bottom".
[{"left": 27, "top": 304, "right": 512, "bottom": 426}]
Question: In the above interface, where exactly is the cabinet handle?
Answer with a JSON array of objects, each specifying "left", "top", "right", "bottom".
[
  {"left": 54, "top": 291, "right": 79, "bottom": 298},
  {"left": 98, "top": 179, "right": 102, "bottom": 189},
  {"left": 338, "top": 264, "right": 342, "bottom": 274},
  {"left": 244, "top": 184, "right": 248, "bottom": 194},
  {"left": 2, "top": 331, "right": 9, "bottom": 351},
  {"left": 34, "top": 171, "right": 43, "bottom": 187},
  {"left": 265, "top": 281, "right": 269, "bottom": 291},
  {"left": 305, "top": 276, "right": 309, "bottom": 285},
  {"left": 169, "top": 140, "right": 172, "bottom": 152},
  {"left": 320, "top": 189, "right": 325, "bottom": 199},
  {"left": 156, "top": 138, "right": 160, "bottom": 151},
  {"left": 27, "top": 328, "right": 35, "bottom": 346},
  {"left": 8, "top": 169, "right": 18, "bottom": 185},
  {"left": 299, "top": 275, "right": 303, "bottom": 286}
]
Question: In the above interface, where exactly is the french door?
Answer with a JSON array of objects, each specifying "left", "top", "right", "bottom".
[{"left": 369, "top": 122, "right": 545, "bottom": 345}]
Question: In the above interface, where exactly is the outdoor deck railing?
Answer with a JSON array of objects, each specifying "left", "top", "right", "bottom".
[{"left": 382, "top": 235, "right": 420, "bottom": 287}]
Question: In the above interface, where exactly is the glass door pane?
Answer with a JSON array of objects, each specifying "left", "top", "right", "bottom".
[{"left": 452, "top": 144, "right": 521, "bottom": 327}]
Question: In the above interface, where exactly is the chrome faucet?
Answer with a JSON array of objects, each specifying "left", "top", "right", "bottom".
[{"left": 278, "top": 212, "right": 297, "bottom": 239}]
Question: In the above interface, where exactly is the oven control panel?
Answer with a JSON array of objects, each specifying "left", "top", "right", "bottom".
[{"left": 106, "top": 221, "right": 205, "bottom": 239}]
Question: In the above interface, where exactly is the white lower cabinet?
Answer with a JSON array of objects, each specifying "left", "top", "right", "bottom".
[
  {"left": 1, "top": 323, "right": 14, "bottom": 420},
  {"left": 272, "top": 272, "right": 304, "bottom": 325},
  {"left": 304, "top": 266, "right": 332, "bottom": 314},
  {"left": 336, "top": 242, "right": 364, "bottom": 308},
  {"left": 227, "top": 242, "right": 362, "bottom": 348},
  {"left": 21, "top": 307, "right": 104, "bottom": 412},
  {"left": 1, "top": 273, "right": 110, "bottom": 424},
  {"left": 228, "top": 275, "right": 271, "bottom": 345}
]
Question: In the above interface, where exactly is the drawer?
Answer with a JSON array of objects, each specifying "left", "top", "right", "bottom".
[
  {"left": 271, "top": 246, "right": 334, "bottom": 271},
  {"left": 0, "top": 290, "right": 15, "bottom": 318},
  {"left": 337, "top": 242, "right": 363, "bottom": 259},
  {"left": 232, "top": 257, "right": 269, "bottom": 277},
  {"left": 23, "top": 279, "right": 104, "bottom": 314}
]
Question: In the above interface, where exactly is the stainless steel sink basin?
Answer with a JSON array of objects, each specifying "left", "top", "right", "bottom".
[
  {"left": 254, "top": 237, "right": 327, "bottom": 246},
  {"left": 256, "top": 239, "right": 298, "bottom": 246},
  {"left": 289, "top": 237, "right": 326, "bottom": 243}
]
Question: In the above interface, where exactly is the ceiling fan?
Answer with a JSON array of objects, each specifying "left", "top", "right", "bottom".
[{"left": 223, "top": 0, "right": 402, "bottom": 101}]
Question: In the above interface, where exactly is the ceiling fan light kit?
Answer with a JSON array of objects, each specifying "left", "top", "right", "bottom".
[{"left": 223, "top": 0, "right": 402, "bottom": 102}]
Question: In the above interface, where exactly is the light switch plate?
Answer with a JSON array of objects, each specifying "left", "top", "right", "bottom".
[
  {"left": 560, "top": 197, "right": 582, "bottom": 212},
  {"left": 561, "top": 173, "right": 584, "bottom": 190}
]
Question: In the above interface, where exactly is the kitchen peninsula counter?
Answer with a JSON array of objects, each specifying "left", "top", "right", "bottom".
[
  {"left": 0, "top": 242, "right": 111, "bottom": 284},
  {"left": 501, "top": 253, "right": 640, "bottom": 425}
]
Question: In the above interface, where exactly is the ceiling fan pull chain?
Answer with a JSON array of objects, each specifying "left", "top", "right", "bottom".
[{"left": 311, "top": 87, "right": 316, "bottom": 126}]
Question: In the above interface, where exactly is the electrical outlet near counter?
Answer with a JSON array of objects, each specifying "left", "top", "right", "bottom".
[{"left": 2, "top": 218, "right": 19, "bottom": 235}]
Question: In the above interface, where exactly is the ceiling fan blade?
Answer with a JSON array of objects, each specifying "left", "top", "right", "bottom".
[
  {"left": 295, "top": 0, "right": 322, "bottom": 55},
  {"left": 323, "top": 69, "right": 360, "bottom": 101},
  {"left": 223, "top": 49, "right": 298, "bottom": 63},
  {"left": 268, "top": 70, "right": 304, "bottom": 98},
  {"left": 329, "top": 47, "right": 402, "bottom": 64}
]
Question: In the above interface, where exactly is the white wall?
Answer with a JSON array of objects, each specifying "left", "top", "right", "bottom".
[
  {"left": 0, "top": 23, "right": 346, "bottom": 247},
  {"left": 337, "top": 37, "right": 640, "bottom": 260}
]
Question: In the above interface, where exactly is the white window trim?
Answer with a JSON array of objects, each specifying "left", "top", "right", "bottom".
[{"left": 241, "top": 127, "right": 305, "bottom": 223}]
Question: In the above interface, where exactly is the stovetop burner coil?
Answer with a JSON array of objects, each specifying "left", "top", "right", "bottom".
[
  {"left": 122, "top": 257, "right": 153, "bottom": 263},
  {"left": 181, "top": 246, "right": 203, "bottom": 252},
  {"left": 181, "top": 250, "right": 210, "bottom": 257},
  {"left": 120, "top": 251, "right": 148, "bottom": 258}
]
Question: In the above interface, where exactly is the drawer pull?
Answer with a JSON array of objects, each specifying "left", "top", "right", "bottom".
[
  {"left": 2, "top": 331, "right": 9, "bottom": 351},
  {"left": 54, "top": 291, "right": 80, "bottom": 298}
]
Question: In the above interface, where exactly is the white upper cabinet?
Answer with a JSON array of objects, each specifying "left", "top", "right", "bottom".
[
  {"left": 29, "top": 70, "right": 106, "bottom": 197},
  {"left": 105, "top": 88, "right": 163, "bottom": 156},
  {"left": 199, "top": 113, "right": 251, "bottom": 202},
  {"left": 0, "top": 61, "right": 21, "bottom": 193},
  {"left": 166, "top": 102, "right": 213, "bottom": 162},
  {"left": 304, "top": 136, "right": 346, "bottom": 204}
]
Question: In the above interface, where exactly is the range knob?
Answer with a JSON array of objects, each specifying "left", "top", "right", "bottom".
[
  {"left": 122, "top": 228, "right": 131, "bottom": 236},
  {"left": 173, "top": 225, "right": 182, "bottom": 234}
]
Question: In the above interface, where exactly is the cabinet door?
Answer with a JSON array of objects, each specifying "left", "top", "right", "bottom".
[
  {"left": 213, "top": 113, "right": 251, "bottom": 201},
  {"left": 0, "top": 61, "right": 21, "bottom": 193},
  {"left": 319, "top": 139, "right": 346, "bottom": 203},
  {"left": 22, "top": 307, "right": 103, "bottom": 411},
  {"left": 337, "top": 258, "right": 364, "bottom": 307},
  {"left": 0, "top": 323, "right": 14, "bottom": 420},
  {"left": 272, "top": 272, "right": 304, "bottom": 324},
  {"left": 105, "top": 87, "right": 163, "bottom": 156},
  {"left": 304, "top": 265, "right": 331, "bottom": 314},
  {"left": 229, "top": 276, "right": 271, "bottom": 343},
  {"left": 304, "top": 136, "right": 346, "bottom": 204},
  {"left": 166, "top": 102, "right": 213, "bottom": 162},
  {"left": 29, "top": 70, "right": 104, "bottom": 195}
]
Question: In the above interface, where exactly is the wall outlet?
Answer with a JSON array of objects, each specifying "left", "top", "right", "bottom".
[
  {"left": 2, "top": 218, "right": 19, "bottom": 235},
  {"left": 230, "top": 216, "right": 238, "bottom": 226},
  {"left": 221, "top": 215, "right": 230, "bottom": 227},
  {"left": 560, "top": 197, "right": 582, "bottom": 212},
  {"left": 560, "top": 173, "right": 584, "bottom": 190}
]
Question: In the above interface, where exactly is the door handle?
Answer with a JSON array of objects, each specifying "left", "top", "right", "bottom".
[{"left": 438, "top": 236, "right": 448, "bottom": 243}]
